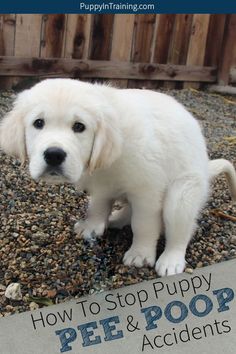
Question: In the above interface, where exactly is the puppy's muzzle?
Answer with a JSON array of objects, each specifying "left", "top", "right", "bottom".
[{"left": 44, "top": 147, "right": 67, "bottom": 167}]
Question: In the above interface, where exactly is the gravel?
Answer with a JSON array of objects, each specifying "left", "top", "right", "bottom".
[{"left": 0, "top": 88, "right": 235, "bottom": 316}]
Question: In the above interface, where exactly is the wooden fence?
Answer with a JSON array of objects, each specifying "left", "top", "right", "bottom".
[{"left": 0, "top": 14, "right": 236, "bottom": 90}]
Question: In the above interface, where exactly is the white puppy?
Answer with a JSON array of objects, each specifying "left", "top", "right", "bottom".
[{"left": 1, "top": 79, "right": 236, "bottom": 276}]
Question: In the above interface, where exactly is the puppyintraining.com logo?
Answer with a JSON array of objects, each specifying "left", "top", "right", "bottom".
[{"left": 79, "top": 1, "right": 156, "bottom": 13}]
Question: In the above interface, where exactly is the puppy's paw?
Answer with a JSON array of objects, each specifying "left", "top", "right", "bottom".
[
  {"left": 74, "top": 220, "right": 105, "bottom": 241},
  {"left": 155, "top": 250, "right": 186, "bottom": 277},
  {"left": 123, "top": 246, "right": 156, "bottom": 268}
]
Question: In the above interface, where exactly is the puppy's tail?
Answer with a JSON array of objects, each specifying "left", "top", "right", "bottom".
[{"left": 209, "top": 159, "right": 236, "bottom": 202}]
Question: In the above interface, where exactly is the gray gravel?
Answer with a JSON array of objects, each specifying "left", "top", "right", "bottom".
[{"left": 0, "top": 88, "right": 235, "bottom": 316}]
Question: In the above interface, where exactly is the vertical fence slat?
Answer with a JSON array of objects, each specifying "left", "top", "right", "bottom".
[
  {"left": 89, "top": 14, "right": 114, "bottom": 84},
  {"left": 13, "top": 14, "right": 42, "bottom": 88},
  {"left": 0, "top": 14, "right": 16, "bottom": 55},
  {"left": 232, "top": 39, "right": 236, "bottom": 68},
  {"left": 110, "top": 14, "right": 135, "bottom": 87},
  {"left": 153, "top": 15, "right": 176, "bottom": 64},
  {"left": 128, "top": 14, "right": 156, "bottom": 88},
  {"left": 164, "top": 14, "right": 193, "bottom": 89},
  {"left": 152, "top": 14, "right": 176, "bottom": 88},
  {"left": 0, "top": 14, "right": 16, "bottom": 88},
  {"left": 64, "top": 14, "right": 92, "bottom": 59},
  {"left": 184, "top": 14, "right": 210, "bottom": 89},
  {"left": 218, "top": 14, "right": 236, "bottom": 86},
  {"left": 204, "top": 15, "right": 227, "bottom": 67},
  {"left": 15, "top": 14, "right": 42, "bottom": 57},
  {"left": 40, "top": 14, "right": 66, "bottom": 58},
  {"left": 89, "top": 14, "right": 114, "bottom": 60}
]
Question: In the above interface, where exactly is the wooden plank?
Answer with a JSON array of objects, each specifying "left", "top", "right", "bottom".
[
  {"left": 167, "top": 15, "right": 193, "bottom": 65},
  {"left": 0, "top": 14, "right": 16, "bottom": 55},
  {"left": 164, "top": 14, "right": 193, "bottom": 89},
  {"left": 40, "top": 14, "right": 66, "bottom": 58},
  {"left": 88, "top": 14, "right": 114, "bottom": 84},
  {"left": 218, "top": 14, "right": 236, "bottom": 86},
  {"left": 15, "top": 14, "right": 42, "bottom": 57},
  {"left": 0, "top": 14, "right": 16, "bottom": 88},
  {"left": 204, "top": 15, "right": 227, "bottom": 67},
  {"left": 230, "top": 68, "right": 236, "bottom": 83},
  {"left": 11, "top": 14, "right": 42, "bottom": 89},
  {"left": 229, "top": 68, "right": 236, "bottom": 83},
  {"left": 152, "top": 14, "right": 176, "bottom": 89},
  {"left": 110, "top": 14, "right": 135, "bottom": 87},
  {"left": 184, "top": 14, "right": 210, "bottom": 89},
  {"left": 232, "top": 42, "right": 236, "bottom": 68},
  {"left": 153, "top": 15, "right": 176, "bottom": 64},
  {"left": 64, "top": 14, "right": 92, "bottom": 59},
  {"left": 131, "top": 14, "right": 156, "bottom": 62},
  {"left": 89, "top": 14, "right": 114, "bottom": 60},
  {"left": 129, "top": 14, "right": 157, "bottom": 88},
  {"left": 208, "top": 85, "right": 236, "bottom": 95},
  {"left": 0, "top": 56, "right": 217, "bottom": 83}
]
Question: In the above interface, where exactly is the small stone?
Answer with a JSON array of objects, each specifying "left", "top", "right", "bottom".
[
  {"left": 185, "top": 268, "right": 193, "bottom": 274},
  {"left": 29, "top": 302, "right": 39, "bottom": 311},
  {"left": 214, "top": 254, "right": 222, "bottom": 261},
  {"left": 46, "top": 289, "right": 57, "bottom": 298},
  {"left": 5, "top": 305, "right": 14, "bottom": 312},
  {"left": 5, "top": 283, "right": 22, "bottom": 300},
  {"left": 230, "top": 236, "right": 236, "bottom": 245},
  {"left": 221, "top": 250, "right": 228, "bottom": 256},
  {"left": 0, "top": 284, "right": 6, "bottom": 291},
  {"left": 30, "top": 245, "right": 39, "bottom": 252}
]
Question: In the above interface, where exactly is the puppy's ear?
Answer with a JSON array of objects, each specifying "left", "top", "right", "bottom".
[
  {"left": 0, "top": 92, "right": 27, "bottom": 163},
  {"left": 88, "top": 115, "right": 122, "bottom": 174}
]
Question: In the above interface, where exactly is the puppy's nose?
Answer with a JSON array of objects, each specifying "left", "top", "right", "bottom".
[{"left": 44, "top": 147, "right": 67, "bottom": 166}]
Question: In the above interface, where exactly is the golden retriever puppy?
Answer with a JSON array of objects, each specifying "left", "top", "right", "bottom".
[{"left": 1, "top": 79, "right": 236, "bottom": 276}]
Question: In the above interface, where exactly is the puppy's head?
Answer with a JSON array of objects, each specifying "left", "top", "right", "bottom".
[{"left": 0, "top": 79, "right": 122, "bottom": 184}]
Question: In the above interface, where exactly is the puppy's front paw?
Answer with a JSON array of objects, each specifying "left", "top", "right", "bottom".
[
  {"left": 74, "top": 220, "right": 105, "bottom": 241},
  {"left": 155, "top": 250, "right": 186, "bottom": 277},
  {"left": 123, "top": 246, "right": 156, "bottom": 268}
]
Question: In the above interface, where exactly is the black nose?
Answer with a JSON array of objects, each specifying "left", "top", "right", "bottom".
[{"left": 44, "top": 147, "right": 67, "bottom": 167}]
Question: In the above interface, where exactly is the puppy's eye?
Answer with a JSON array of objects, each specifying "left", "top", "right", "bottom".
[
  {"left": 72, "top": 122, "right": 86, "bottom": 133},
  {"left": 33, "top": 119, "right": 45, "bottom": 129}
]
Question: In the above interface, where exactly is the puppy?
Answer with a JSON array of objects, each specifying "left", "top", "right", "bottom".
[{"left": 0, "top": 79, "right": 236, "bottom": 276}]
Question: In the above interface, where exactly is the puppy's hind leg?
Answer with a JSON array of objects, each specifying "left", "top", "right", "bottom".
[
  {"left": 123, "top": 195, "right": 162, "bottom": 268},
  {"left": 155, "top": 175, "right": 208, "bottom": 277},
  {"left": 108, "top": 203, "right": 131, "bottom": 229}
]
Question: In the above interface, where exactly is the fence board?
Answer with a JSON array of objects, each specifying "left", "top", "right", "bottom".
[
  {"left": 40, "top": 14, "right": 66, "bottom": 58},
  {"left": 152, "top": 14, "right": 176, "bottom": 89},
  {"left": 15, "top": 14, "right": 42, "bottom": 57},
  {"left": 164, "top": 14, "right": 193, "bottom": 89},
  {"left": 0, "top": 57, "right": 217, "bottom": 83},
  {"left": 0, "top": 14, "right": 16, "bottom": 88},
  {"left": 64, "top": 14, "right": 92, "bottom": 59},
  {"left": 89, "top": 14, "right": 114, "bottom": 60},
  {"left": 218, "top": 14, "right": 236, "bottom": 86},
  {"left": 129, "top": 14, "right": 156, "bottom": 88},
  {"left": 204, "top": 15, "right": 227, "bottom": 67},
  {"left": 233, "top": 44, "right": 236, "bottom": 68},
  {"left": 184, "top": 14, "right": 210, "bottom": 89},
  {"left": 0, "top": 14, "right": 15, "bottom": 55},
  {"left": 12, "top": 14, "right": 42, "bottom": 89},
  {"left": 110, "top": 14, "right": 135, "bottom": 87},
  {"left": 89, "top": 14, "right": 114, "bottom": 84}
]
